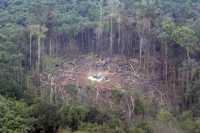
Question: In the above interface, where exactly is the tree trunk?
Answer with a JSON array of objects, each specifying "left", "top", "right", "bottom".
[
  {"left": 38, "top": 36, "right": 41, "bottom": 72},
  {"left": 49, "top": 39, "right": 52, "bottom": 56},
  {"left": 118, "top": 16, "right": 121, "bottom": 54},
  {"left": 30, "top": 32, "right": 32, "bottom": 68},
  {"left": 139, "top": 36, "right": 144, "bottom": 66},
  {"left": 165, "top": 44, "right": 168, "bottom": 84},
  {"left": 187, "top": 50, "right": 190, "bottom": 62},
  {"left": 186, "top": 50, "right": 190, "bottom": 94},
  {"left": 50, "top": 76, "right": 54, "bottom": 104},
  {"left": 110, "top": 18, "right": 113, "bottom": 55}
]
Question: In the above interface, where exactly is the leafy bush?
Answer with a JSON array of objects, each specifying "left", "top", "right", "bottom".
[
  {"left": 74, "top": 131, "right": 91, "bottom": 133},
  {"left": 157, "top": 109, "right": 173, "bottom": 122},
  {"left": 78, "top": 123, "right": 126, "bottom": 133},
  {"left": 85, "top": 107, "right": 110, "bottom": 124},
  {"left": 129, "top": 127, "right": 144, "bottom": 133},
  {"left": 64, "top": 84, "right": 78, "bottom": 96},
  {"left": 42, "top": 56, "right": 62, "bottom": 73},
  {"left": 0, "top": 64, "right": 25, "bottom": 99},
  {"left": 179, "top": 111, "right": 200, "bottom": 133},
  {"left": 129, "top": 122, "right": 154, "bottom": 133},
  {"left": 111, "top": 89, "right": 125, "bottom": 102},
  {"left": 29, "top": 99, "right": 61, "bottom": 133},
  {"left": 134, "top": 98, "right": 145, "bottom": 116},
  {"left": 61, "top": 105, "right": 89, "bottom": 131},
  {"left": 0, "top": 95, "right": 32, "bottom": 133}
]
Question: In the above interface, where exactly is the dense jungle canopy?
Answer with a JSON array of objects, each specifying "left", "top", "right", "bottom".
[{"left": 0, "top": 0, "right": 200, "bottom": 133}]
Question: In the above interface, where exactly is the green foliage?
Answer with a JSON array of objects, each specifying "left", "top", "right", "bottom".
[
  {"left": 129, "top": 122, "right": 154, "bottom": 133},
  {"left": 157, "top": 109, "right": 173, "bottom": 122},
  {"left": 111, "top": 87, "right": 125, "bottom": 103},
  {"left": 58, "top": 129, "right": 71, "bottom": 133},
  {"left": 74, "top": 131, "right": 92, "bottom": 133},
  {"left": 162, "top": 18, "right": 176, "bottom": 34},
  {"left": 85, "top": 107, "right": 110, "bottom": 124},
  {"left": 29, "top": 99, "right": 61, "bottom": 133},
  {"left": 159, "top": 18, "right": 175, "bottom": 43},
  {"left": 129, "top": 128, "right": 144, "bottom": 133},
  {"left": 42, "top": 56, "right": 62, "bottom": 73},
  {"left": 0, "top": 0, "right": 200, "bottom": 133},
  {"left": 77, "top": 123, "right": 101, "bottom": 133},
  {"left": 172, "top": 26, "right": 198, "bottom": 55},
  {"left": 27, "top": 25, "right": 48, "bottom": 37},
  {"left": 78, "top": 123, "right": 126, "bottom": 133},
  {"left": 0, "top": 95, "right": 32, "bottom": 133},
  {"left": 61, "top": 105, "right": 89, "bottom": 131},
  {"left": 137, "top": 122, "right": 153, "bottom": 133},
  {"left": 0, "top": 63, "right": 25, "bottom": 99},
  {"left": 178, "top": 111, "right": 193, "bottom": 121},
  {"left": 178, "top": 111, "right": 200, "bottom": 133},
  {"left": 0, "top": 21, "right": 26, "bottom": 99},
  {"left": 64, "top": 84, "right": 78, "bottom": 97},
  {"left": 185, "top": 79, "right": 200, "bottom": 116},
  {"left": 182, "top": 118, "right": 200, "bottom": 133},
  {"left": 134, "top": 98, "right": 145, "bottom": 115}
]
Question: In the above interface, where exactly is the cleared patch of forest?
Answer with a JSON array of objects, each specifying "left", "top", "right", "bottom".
[{"left": 0, "top": 0, "right": 200, "bottom": 133}]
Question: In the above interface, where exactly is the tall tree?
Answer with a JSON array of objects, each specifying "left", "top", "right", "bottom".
[
  {"left": 172, "top": 26, "right": 198, "bottom": 60},
  {"left": 159, "top": 18, "right": 175, "bottom": 83},
  {"left": 27, "top": 25, "right": 48, "bottom": 71}
]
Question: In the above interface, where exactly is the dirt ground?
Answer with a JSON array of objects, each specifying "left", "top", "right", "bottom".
[
  {"left": 38, "top": 54, "right": 170, "bottom": 107},
  {"left": 53, "top": 54, "right": 140, "bottom": 90}
]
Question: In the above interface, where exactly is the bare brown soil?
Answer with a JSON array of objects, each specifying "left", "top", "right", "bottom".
[{"left": 54, "top": 54, "right": 140, "bottom": 90}]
